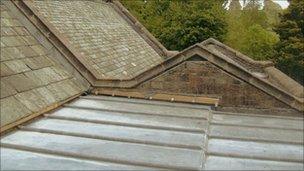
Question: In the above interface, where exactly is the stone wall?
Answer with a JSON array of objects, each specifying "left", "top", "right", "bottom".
[{"left": 137, "top": 61, "right": 290, "bottom": 109}]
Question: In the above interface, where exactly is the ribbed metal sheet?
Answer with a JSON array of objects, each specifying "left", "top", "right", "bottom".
[{"left": 1, "top": 95, "right": 303, "bottom": 170}]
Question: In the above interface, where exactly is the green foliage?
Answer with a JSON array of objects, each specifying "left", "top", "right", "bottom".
[
  {"left": 121, "top": 0, "right": 227, "bottom": 51},
  {"left": 122, "top": 0, "right": 302, "bottom": 84},
  {"left": 273, "top": 0, "right": 304, "bottom": 84},
  {"left": 264, "top": 0, "right": 282, "bottom": 26},
  {"left": 241, "top": 24, "right": 279, "bottom": 60},
  {"left": 224, "top": 0, "right": 279, "bottom": 60}
]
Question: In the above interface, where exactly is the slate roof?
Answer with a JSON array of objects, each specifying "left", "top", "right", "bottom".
[
  {"left": 0, "top": 3, "right": 87, "bottom": 128},
  {"left": 1, "top": 0, "right": 304, "bottom": 170},
  {"left": 12, "top": 0, "right": 302, "bottom": 112},
  {"left": 1, "top": 95, "right": 303, "bottom": 170},
  {"left": 30, "top": 0, "right": 164, "bottom": 80}
]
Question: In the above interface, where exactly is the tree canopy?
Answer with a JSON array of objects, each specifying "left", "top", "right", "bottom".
[
  {"left": 121, "top": 0, "right": 227, "bottom": 51},
  {"left": 121, "top": 0, "right": 303, "bottom": 84},
  {"left": 225, "top": 0, "right": 279, "bottom": 60},
  {"left": 273, "top": 0, "right": 304, "bottom": 84}
]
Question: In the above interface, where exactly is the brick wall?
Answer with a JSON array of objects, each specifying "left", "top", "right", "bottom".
[{"left": 137, "top": 61, "right": 290, "bottom": 109}]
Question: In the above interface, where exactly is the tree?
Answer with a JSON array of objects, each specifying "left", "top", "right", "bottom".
[
  {"left": 229, "top": 0, "right": 242, "bottom": 11},
  {"left": 273, "top": 0, "right": 304, "bottom": 84},
  {"left": 121, "top": 0, "right": 227, "bottom": 51},
  {"left": 264, "top": 0, "right": 282, "bottom": 26},
  {"left": 225, "top": 0, "right": 279, "bottom": 60}
]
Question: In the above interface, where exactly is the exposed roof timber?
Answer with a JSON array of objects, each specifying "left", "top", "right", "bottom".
[{"left": 91, "top": 89, "right": 220, "bottom": 106}]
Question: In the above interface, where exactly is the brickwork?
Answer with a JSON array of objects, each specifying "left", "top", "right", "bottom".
[
  {"left": 31, "top": 0, "right": 164, "bottom": 80},
  {"left": 138, "top": 61, "right": 290, "bottom": 109},
  {"left": 0, "top": 4, "right": 87, "bottom": 126}
]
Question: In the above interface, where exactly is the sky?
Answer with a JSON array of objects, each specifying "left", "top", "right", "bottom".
[
  {"left": 226, "top": 0, "right": 290, "bottom": 9},
  {"left": 272, "top": 0, "right": 289, "bottom": 9}
]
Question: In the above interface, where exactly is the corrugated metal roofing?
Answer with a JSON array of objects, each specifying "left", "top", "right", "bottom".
[{"left": 1, "top": 95, "right": 303, "bottom": 170}]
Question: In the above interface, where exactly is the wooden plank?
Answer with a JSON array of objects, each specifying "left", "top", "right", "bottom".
[{"left": 94, "top": 89, "right": 219, "bottom": 106}]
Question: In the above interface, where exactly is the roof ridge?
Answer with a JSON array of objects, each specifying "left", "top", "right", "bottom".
[{"left": 200, "top": 38, "right": 274, "bottom": 69}]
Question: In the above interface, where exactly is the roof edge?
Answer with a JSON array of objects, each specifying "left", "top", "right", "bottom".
[
  {"left": 200, "top": 38, "right": 274, "bottom": 68},
  {"left": 110, "top": 0, "right": 177, "bottom": 58},
  {"left": 96, "top": 42, "right": 303, "bottom": 112}
]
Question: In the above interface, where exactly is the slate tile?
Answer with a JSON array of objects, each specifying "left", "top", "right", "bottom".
[
  {"left": 1, "top": 36, "right": 23, "bottom": 46},
  {"left": 0, "top": 96, "right": 31, "bottom": 126},
  {"left": 31, "top": 45, "right": 46, "bottom": 56},
  {"left": 18, "top": 46, "right": 38, "bottom": 57},
  {"left": 1, "top": 18, "right": 12, "bottom": 27},
  {"left": 46, "top": 82, "right": 70, "bottom": 101},
  {"left": 4, "top": 60, "right": 31, "bottom": 74},
  {"left": 2, "top": 74, "right": 40, "bottom": 92},
  {"left": 58, "top": 79, "right": 80, "bottom": 97},
  {"left": 0, "top": 48, "right": 14, "bottom": 61},
  {"left": 23, "top": 71, "right": 45, "bottom": 87},
  {"left": 10, "top": 19, "right": 23, "bottom": 27},
  {"left": 1, "top": 27, "right": 16, "bottom": 36},
  {"left": 42, "top": 67, "right": 63, "bottom": 83},
  {"left": 51, "top": 66, "right": 71, "bottom": 80},
  {"left": 0, "top": 63, "right": 15, "bottom": 77},
  {"left": 0, "top": 41, "right": 6, "bottom": 48},
  {"left": 21, "top": 36, "right": 37, "bottom": 45},
  {"left": 1, "top": 47, "right": 26, "bottom": 61},
  {"left": 35, "top": 87, "right": 57, "bottom": 105},
  {"left": 13, "top": 27, "right": 29, "bottom": 36},
  {"left": 0, "top": 11, "right": 10, "bottom": 19},
  {"left": 14, "top": 90, "right": 48, "bottom": 112},
  {"left": 0, "top": 80, "right": 17, "bottom": 98},
  {"left": 23, "top": 56, "right": 53, "bottom": 70},
  {"left": 23, "top": 68, "right": 51, "bottom": 86}
]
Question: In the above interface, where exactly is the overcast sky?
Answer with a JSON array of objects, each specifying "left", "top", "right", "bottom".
[
  {"left": 273, "top": 0, "right": 289, "bottom": 9},
  {"left": 227, "top": 0, "right": 290, "bottom": 9}
]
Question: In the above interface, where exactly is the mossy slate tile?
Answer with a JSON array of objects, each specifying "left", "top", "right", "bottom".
[
  {"left": 0, "top": 96, "right": 31, "bottom": 126},
  {"left": 2, "top": 74, "right": 40, "bottom": 92},
  {"left": 0, "top": 80, "right": 17, "bottom": 98},
  {"left": 23, "top": 56, "right": 53, "bottom": 70},
  {"left": 14, "top": 90, "right": 47, "bottom": 112},
  {"left": 4, "top": 60, "right": 31, "bottom": 74},
  {"left": 0, "top": 63, "right": 15, "bottom": 77}
]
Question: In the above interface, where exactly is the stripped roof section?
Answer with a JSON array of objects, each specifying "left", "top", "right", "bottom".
[
  {"left": 1, "top": 96, "right": 303, "bottom": 170},
  {"left": 30, "top": 0, "right": 164, "bottom": 80},
  {"left": 0, "top": 2, "right": 87, "bottom": 128}
]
